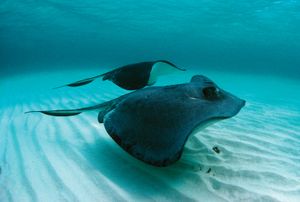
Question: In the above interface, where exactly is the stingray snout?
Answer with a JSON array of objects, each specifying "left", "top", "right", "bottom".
[
  {"left": 229, "top": 98, "right": 246, "bottom": 118},
  {"left": 241, "top": 99, "right": 246, "bottom": 107}
]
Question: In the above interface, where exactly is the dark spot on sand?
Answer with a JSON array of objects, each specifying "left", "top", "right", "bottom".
[
  {"left": 206, "top": 168, "right": 211, "bottom": 173},
  {"left": 213, "top": 146, "right": 220, "bottom": 154}
]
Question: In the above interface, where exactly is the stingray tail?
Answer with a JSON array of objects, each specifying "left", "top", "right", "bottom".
[
  {"left": 25, "top": 99, "right": 117, "bottom": 117},
  {"left": 53, "top": 72, "right": 109, "bottom": 89}
]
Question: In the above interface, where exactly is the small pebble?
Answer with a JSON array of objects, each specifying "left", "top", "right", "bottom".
[
  {"left": 206, "top": 168, "right": 211, "bottom": 173},
  {"left": 213, "top": 146, "right": 220, "bottom": 154}
]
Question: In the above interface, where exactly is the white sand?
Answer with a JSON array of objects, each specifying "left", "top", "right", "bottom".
[{"left": 0, "top": 69, "right": 299, "bottom": 202}]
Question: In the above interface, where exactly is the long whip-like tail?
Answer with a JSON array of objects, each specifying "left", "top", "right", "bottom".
[
  {"left": 53, "top": 73, "right": 107, "bottom": 89},
  {"left": 25, "top": 99, "right": 117, "bottom": 117}
]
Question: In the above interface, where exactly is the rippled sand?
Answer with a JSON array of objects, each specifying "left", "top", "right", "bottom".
[{"left": 0, "top": 69, "right": 299, "bottom": 202}]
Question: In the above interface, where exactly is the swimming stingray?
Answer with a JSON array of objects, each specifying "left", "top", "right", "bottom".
[
  {"left": 54, "top": 60, "right": 185, "bottom": 90},
  {"left": 27, "top": 75, "right": 245, "bottom": 167}
]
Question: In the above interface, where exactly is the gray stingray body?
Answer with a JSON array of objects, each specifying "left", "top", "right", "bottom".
[{"left": 28, "top": 75, "right": 245, "bottom": 167}]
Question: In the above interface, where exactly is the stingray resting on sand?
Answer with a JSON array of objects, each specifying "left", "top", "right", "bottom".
[{"left": 27, "top": 75, "right": 245, "bottom": 167}]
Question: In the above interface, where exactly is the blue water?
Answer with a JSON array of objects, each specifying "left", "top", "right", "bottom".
[
  {"left": 1, "top": 1, "right": 300, "bottom": 202},
  {"left": 1, "top": 0, "right": 300, "bottom": 77}
]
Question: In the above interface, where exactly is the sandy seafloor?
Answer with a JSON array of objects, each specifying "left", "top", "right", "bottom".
[{"left": 0, "top": 68, "right": 299, "bottom": 202}]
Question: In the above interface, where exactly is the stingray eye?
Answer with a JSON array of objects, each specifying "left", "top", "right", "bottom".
[{"left": 202, "top": 86, "right": 220, "bottom": 100}]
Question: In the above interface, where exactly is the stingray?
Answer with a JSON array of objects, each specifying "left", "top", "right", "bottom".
[
  {"left": 27, "top": 75, "right": 245, "bottom": 167},
  {"left": 54, "top": 60, "right": 185, "bottom": 90}
]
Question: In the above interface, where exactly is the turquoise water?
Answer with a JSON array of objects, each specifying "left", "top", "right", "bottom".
[
  {"left": 1, "top": 1, "right": 300, "bottom": 202},
  {"left": 1, "top": 0, "right": 300, "bottom": 77}
]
